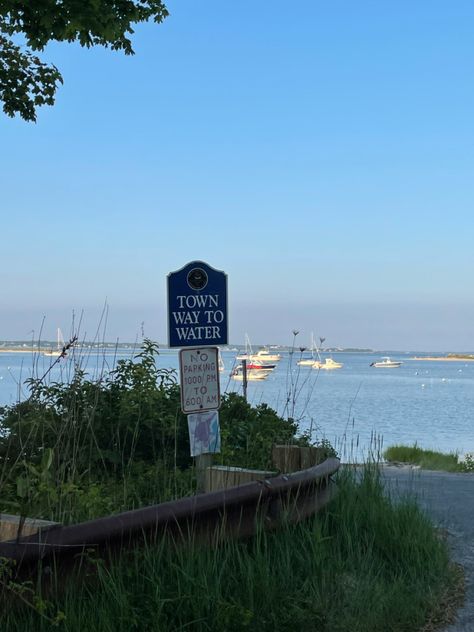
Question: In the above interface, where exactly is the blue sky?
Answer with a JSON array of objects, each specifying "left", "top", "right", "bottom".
[{"left": 1, "top": 1, "right": 473, "bottom": 350}]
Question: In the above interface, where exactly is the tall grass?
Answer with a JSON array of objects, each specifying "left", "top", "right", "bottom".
[
  {"left": 1, "top": 466, "right": 457, "bottom": 632},
  {"left": 384, "top": 444, "right": 463, "bottom": 472},
  {"left": 0, "top": 339, "right": 460, "bottom": 630}
]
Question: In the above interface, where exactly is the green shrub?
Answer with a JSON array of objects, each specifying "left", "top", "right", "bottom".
[{"left": 0, "top": 340, "right": 315, "bottom": 522}]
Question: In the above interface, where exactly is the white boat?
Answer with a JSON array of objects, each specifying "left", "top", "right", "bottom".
[
  {"left": 297, "top": 332, "right": 318, "bottom": 366},
  {"left": 236, "top": 334, "right": 253, "bottom": 360},
  {"left": 245, "top": 361, "right": 275, "bottom": 371},
  {"left": 44, "top": 328, "right": 66, "bottom": 357},
  {"left": 231, "top": 367, "right": 269, "bottom": 381},
  {"left": 250, "top": 348, "right": 281, "bottom": 363},
  {"left": 313, "top": 357, "right": 343, "bottom": 370},
  {"left": 370, "top": 357, "right": 403, "bottom": 368},
  {"left": 297, "top": 357, "right": 316, "bottom": 366}
]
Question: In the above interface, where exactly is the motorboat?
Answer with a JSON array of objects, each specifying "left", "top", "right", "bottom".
[
  {"left": 245, "top": 362, "right": 275, "bottom": 371},
  {"left": 370, "top": 357, "right": 403, "bottom": 368},
  {"left": 313, "top": 357, "right": 343, "bottom": 370},
  {"left": 297, "top": 357, "right": 316, "bottom": 366},
  {"left": 250, "top": 348, "right": 281, "bottom": 363},
  {"left": 231, "top": 367, "right": 269, "bottom": 381}
]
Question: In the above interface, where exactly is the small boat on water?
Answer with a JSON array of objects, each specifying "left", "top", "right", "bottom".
[
  {"left": 297, "top": 358, "right": 316, "bottom": 366},
  {"left": 245, "top": 362, "right": 276, "bottom": 370},
  {"left": 313, "top": 358, "right": 343, "bottom": 370},
  {"left": 250, "top": 348, "right": 281, "bottom": 363},
  {"left": 370, "top": 357, "right": 403, "bottom": 368},
  {"left": 236, "top": 334, "right": 253, "bottom": 360},
  {"left": 218, "top": 349, "right": 225, "bottom": 372},
  {"left": 236, "top": 336, "right": 281, "bottom": 363},
  {"left": 44, "top": 328, "right": 66, "bottom": 357},
  {"left": 298, "top": 332, "right": 318, "bottom": 366},
  {"left": 231, "top": 367, "right": 269, "bottom": 381}
]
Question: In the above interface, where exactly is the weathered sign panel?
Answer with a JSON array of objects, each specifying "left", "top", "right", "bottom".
[
  {"left": 179, "top": 346, "right": 220, "bottom": 414},
  {"left": 187, "top": 411, "right": 221, "bottom": 456},
  {"left": 168, "top": 260, "right": 228, "bottom": 348}
]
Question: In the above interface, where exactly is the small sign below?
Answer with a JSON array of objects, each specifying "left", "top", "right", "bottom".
[
  {"left": 187, "top": 411, "right": 221, "bottom": 457},
  {"left": 167, "top": 260, "right": 228, "bottom": 348},
  {"left": 179, "top": 347, "right": 221, "bottom": 414}
]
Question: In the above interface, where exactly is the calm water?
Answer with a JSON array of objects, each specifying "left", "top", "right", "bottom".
[{"left": 0, "top": 349, "right": 473, "bottom": 461}]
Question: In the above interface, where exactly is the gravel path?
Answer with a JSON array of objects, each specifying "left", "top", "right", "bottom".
[{"left": 381, "top": 466, "right": 474, "bottom": 631}]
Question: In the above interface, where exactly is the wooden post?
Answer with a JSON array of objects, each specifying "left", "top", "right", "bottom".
[
  {"left": 195, "top": 453, "right": 213, "bottom": 492},
  {"left": 242, "top": 359, "right": 248, "bottom": 401},
  {"left": 271, "top": 445, "right": 301, "bottom": 473},
  {"left": 0, "top": 514, "right": 59, "bottom": 542},
  {"left": 205, "top": 466, "right": 276, "bottom": 492}
]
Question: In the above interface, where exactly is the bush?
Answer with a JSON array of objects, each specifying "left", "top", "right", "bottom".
[{"left": 0, "top": 340, "right": 315, "bottom": 522}]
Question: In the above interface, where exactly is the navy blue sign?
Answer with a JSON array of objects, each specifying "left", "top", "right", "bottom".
[{"left": 167, "top": 261, "right": 228, "bottom": 348}]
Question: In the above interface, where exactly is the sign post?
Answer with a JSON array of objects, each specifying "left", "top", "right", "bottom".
[{"left": 167, "top": 261, "right": 228, "bottom": 490}]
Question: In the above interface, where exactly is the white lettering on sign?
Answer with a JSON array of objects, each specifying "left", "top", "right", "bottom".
[
  {"left": 175, "top": 326, "right": 220, "bottom": 341},
  {"left": 177, "top": 294, "right": 219, "bottom": 309},
  {"left": 172, "top": 311, "right": 200, "bottom": 325},
  {"left": 171, "top": 294, "right": 224, "bottom": 344},
  {"left": 179, "top": 347, "right": 221, "bottom": 414}
]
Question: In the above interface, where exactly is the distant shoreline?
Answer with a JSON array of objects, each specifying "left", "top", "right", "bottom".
[
  {"left": 0, "top": 348, "right": 41, "bottom": 353},
  {"left": 0, "top": 347, "right": 134, "bottom": 354},
  {"left": 410, "top": 356, "right": 474, "bottom": 362}
]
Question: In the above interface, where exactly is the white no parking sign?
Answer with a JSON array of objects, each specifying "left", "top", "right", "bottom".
[{"left": 179, "top": 347, "right": 221, "bottom": 414}]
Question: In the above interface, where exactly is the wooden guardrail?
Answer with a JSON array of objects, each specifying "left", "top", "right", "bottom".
[
  {"left": 0, "top": 458, "right": 340, "bottom": 575},
  {"left": 0, "top": 514, "right": 59, "bottom": 543}
]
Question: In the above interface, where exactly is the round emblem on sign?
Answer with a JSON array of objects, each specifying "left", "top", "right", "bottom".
[{"left": 187, "top": 267, "right": 208, "bottom": 291}]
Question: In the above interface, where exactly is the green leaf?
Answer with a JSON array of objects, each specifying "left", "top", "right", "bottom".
[
  {"left": 41, "top": 447, "right": 53, "bottom": 472},
  {"left": 16, "top": 476, "right": 29, "bottom": 499}
]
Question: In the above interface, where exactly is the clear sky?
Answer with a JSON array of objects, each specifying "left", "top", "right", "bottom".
[{"left": 1, "top": 1, "right": 473, "bottom": 350}]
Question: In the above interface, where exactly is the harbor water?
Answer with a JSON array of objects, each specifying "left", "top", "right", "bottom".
[{"left": 0, "top": 349, "right": 473, "bottom": 461}]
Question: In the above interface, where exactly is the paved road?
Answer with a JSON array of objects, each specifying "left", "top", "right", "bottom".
[{"left": 381, "top": 466, "right": 474, "bottom": 632}]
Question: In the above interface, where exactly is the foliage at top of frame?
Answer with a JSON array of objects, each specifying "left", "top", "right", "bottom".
[{"left": 0, "top": 1, "right": 169, "bottom": 121}]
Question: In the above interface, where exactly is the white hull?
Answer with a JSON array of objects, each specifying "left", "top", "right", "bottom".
[
  {"left": 250, "top": 350, "right": 281, "bottom": 362},
  {"left": 236, "top": 354, "right": 251, "bottom": 360},
  {"left": 232, "top": 371, "right": 268, "bottom": 381},
  {"left": 44, "top": 327, "right": 66, "bottom": 357},
  {"left": 372, "top": 362, "right": 402, "bottom": 368},
  {"left": 371, "top": 357, "right": 402, "bottom": 368},
  {"left": 313, "top": 358, "right": 343, "bottom": 370}
]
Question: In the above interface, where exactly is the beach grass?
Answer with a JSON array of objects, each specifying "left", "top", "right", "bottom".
[
  {"left": 0, "top": 340, "right": 464, "bottom": 630},
  {"left": 0, "top": 465, "right": 460, "bottom": 632},
  {"left": 383, "top": 444, "right": 474, "bottom": 473}
]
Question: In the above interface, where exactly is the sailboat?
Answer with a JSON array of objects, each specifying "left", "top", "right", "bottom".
[
  {"left": 297, "top": 332, "right": 318, "bottom": 366},
  {"left": 44, "top": 328, "right": 66, "bottom": 357},
  {"left": 218, "top": 349, "right": 225, "bottom": 372},
  {"left": 236, "top": 334, "right": 253, "bottom": 360}
]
